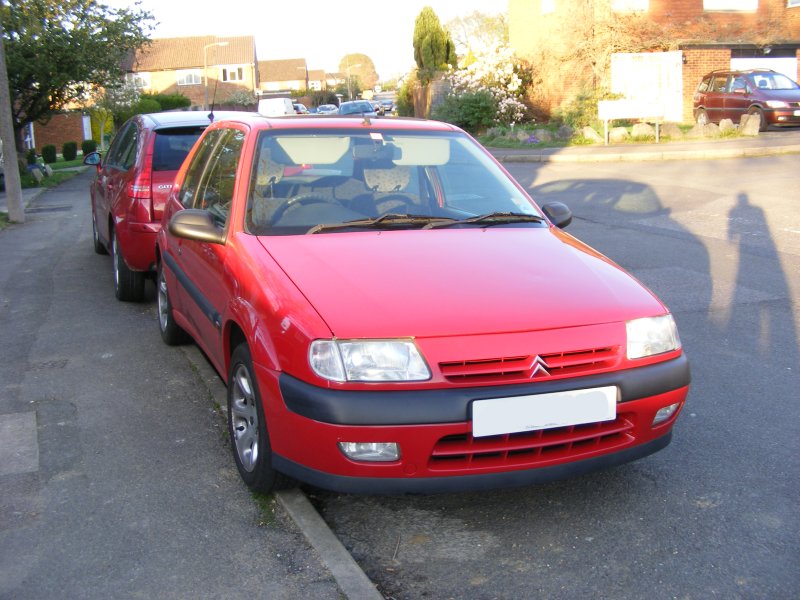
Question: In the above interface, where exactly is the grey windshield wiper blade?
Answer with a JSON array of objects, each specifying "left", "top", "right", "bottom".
[
  {"left": 422, "top": 211, "right": 545, "bottom": 229},
  {"left": 307, "top": 213, "right": 457, "bottom": 234}
]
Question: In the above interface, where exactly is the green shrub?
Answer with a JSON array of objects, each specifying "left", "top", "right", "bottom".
[
  {"left": 431, "top": 90, "right": 497, "bottom": 134},
  {"left": 25, "top": 148, "right": 38, "bottom": 165},
  {"left": 42, "top": 144, "right": 57, "bottom": 164},
  {"left": 143, "top": 92, "right": 191, "bottom": 111},
  {"left": 554, "top": 87, "right": 622, "bottom": 129},
  {"left": 81, "top": 139, "right": 98, "bottom": 155},
  {"left": 62, "top": 141, "right": 78, "bottom": 161}
]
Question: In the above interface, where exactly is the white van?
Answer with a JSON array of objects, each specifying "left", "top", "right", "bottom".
[{"left": 257, "top": 97, "right": 295, "bottom": 117}]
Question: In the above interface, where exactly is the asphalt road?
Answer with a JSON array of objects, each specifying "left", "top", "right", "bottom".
[
  {"left": 0, "top": 171, "right": 343, "bottom": 599},
  {"left": 310, "top": 155, "right": 800, "bottom": 599}
]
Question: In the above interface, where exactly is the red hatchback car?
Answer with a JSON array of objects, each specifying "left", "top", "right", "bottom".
[
  {"left": 156, "top": 114, "right": 690, "bottom": 494},
  {"left": 85, "top": 111, "right": 241, "bottom": 301}
]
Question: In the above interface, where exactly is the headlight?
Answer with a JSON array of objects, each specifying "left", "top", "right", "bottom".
[
  {"left": 626, "top": 315, "right": 680, "bottom": 360},
  {"left": 765, "top": 100, "right": 789, "bottom": 108},
  {"left": 309, "top": 339, "right": 431, "bottom": 382}
]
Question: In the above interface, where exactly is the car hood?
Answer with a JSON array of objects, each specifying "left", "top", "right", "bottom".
[
  {"left": 259, "top": 228, "right": 666, "bottom": 338},
  {"left": 759, "top": 88, "right": 800, "bottom": 102}
]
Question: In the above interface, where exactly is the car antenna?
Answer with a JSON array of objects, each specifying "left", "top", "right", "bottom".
[{"left": 208, "top": 78, "right": 219, "bottom": 123}]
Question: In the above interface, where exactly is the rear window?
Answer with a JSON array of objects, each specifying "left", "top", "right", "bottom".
[{"left": 152, "top": 127, "right": 205, "bottom": 172}]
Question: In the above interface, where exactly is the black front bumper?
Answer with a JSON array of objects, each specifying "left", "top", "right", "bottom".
[{"left": 279, "top": 354, "right": 690, "bottom": 426}]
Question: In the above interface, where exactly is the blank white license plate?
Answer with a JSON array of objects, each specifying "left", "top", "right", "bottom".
[{"left": 472, "top": 386, "right": 617, "bottom": 438}]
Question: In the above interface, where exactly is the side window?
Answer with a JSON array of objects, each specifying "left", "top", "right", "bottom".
[
  {"left": 180, "top": 128, "right": 245, "bottom": 227},
  {"left": 711, "top": 75, "right": 730, "bottom": 93},
  {"left": 180, "top": 129, "right": 226, "bottom": 209},
  {"left": 731, "top": 76, "right": 747, "bottom": 92},
  {"left": 105, "top": 122, "right": 136, "bottom": 169}
]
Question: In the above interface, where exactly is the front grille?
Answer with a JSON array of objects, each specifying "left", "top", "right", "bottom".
[
  {"left": 439, "top": 347, "right": 619, "bottom": 383},
  {"left": 428, "top": 413, "right": 635, "bottom": 471}
]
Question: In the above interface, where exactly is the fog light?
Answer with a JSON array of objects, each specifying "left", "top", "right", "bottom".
[
  {"left": 338, "top": 442, "right": 400, "bottom": 462},
  {"left": 652, "top": 403, "right": 681, "bottom": 426}
]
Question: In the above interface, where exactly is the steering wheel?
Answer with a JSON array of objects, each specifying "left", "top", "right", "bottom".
[
  {"left": 270, "top": 194, "right": 341, "bottom": 224},
  {"left": 374, "top": 194, "right": 415, "bottom": 216}
]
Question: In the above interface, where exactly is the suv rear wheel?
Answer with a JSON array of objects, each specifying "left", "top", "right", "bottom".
[
  {"left": 111, "top": 227, "right": 145, "bottom": 302},
  {"left": 695, "top": 109, "right": 709, "bottom": 126}
]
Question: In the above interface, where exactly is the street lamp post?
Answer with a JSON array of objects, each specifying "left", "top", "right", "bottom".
[{"left": 203, "top": 41, "right": 229, "bottom": 110}]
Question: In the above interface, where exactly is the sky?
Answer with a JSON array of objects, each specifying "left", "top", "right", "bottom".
[{"left": 109, "top": 0, "right": 502, "bottom": 80}]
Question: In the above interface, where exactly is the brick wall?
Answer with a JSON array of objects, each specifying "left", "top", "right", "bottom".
[{"left": 33, "top": 112, "right": 87, "bottom": 153}]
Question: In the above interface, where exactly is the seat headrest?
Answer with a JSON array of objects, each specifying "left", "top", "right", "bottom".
[{"left": 363, "top": 166, "right": 410, "bottom": 192}]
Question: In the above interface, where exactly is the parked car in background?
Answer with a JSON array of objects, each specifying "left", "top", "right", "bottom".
[
  {"left": 156, "top": 114, "right": 690, "bottom": 494},
  {"left": 84, "top": 111, "right": 241, "bottom": 301},
  {"left": 693, "top": 69, "right": 800, "bottom": 131},
  {"left": 293, "top": 103, "right": 309, "bottom": 115},
  {"left": 379, "top": 98, "right": 395, "bottom": 115},
  {"left": 316, "top": 104, "right": 338, "bottom": 114},
  {"left": 257, "top": 97, "right": 294, "bottom": 117},
  {"left": 337, "top": 100, "right": 377, "bottom": 117}
]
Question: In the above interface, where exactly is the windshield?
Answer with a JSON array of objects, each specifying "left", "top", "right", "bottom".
[{"left": 246, "top": 129, "right": 541, "bottom": 235}]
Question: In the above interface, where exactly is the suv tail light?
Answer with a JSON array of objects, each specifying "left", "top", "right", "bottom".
[{"left": 126, "top": 141, "right": 154, "bottom": 222}]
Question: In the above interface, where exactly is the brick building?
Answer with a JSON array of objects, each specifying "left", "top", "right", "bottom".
[
  {"left": 28, "top": 112, "right": 91, "bottom": 154},
  {"left": 508, "top": 0, "right": 800, "bottom": 122}
]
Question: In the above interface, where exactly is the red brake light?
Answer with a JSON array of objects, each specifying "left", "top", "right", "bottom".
[{"left": 126, "top": 140, "right": 154, "bottom": 221}]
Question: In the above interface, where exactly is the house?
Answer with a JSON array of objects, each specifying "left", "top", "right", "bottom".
[
  {"left": 127, "top": 35, "right": 258, "bottom": 108},
  {"left": 508, "top": 0, "right": 800, "bottom": 122},
  {"left": 257, "top": 59, "right": 311, "bottom": 94}
]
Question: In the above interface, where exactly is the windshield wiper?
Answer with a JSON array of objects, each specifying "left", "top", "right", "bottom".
[
  {"left": 422, "top": 211, "right": 545, "bottom": 229},
  {"left": 307, "top": 213, "right": 457, "bottom": 234}
]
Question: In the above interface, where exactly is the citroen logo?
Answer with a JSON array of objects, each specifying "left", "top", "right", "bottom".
[{"left": 530, "top": 355, "right": 551, "bottom": 378}]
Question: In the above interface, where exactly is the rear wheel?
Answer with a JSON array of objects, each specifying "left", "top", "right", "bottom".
[
  {"left": 111, "top": 227, "right": 145, "bottom": 302},
  {"left": 157, "top": 261, "right": 189, "bottom": 345},
  {"left": 228, "top": 343, "right": 292, "bottom": 493},
  {"left": 695, "top": 109, "right": 708, "bottom": 126}
]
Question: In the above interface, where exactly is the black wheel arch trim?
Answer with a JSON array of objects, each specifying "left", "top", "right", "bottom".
[
  {"left": 279, "top": 353, "right": 690, "bottom": 426},
  {"left": 272, "top": 432, "right": 672, "bottom": 495},
  {"left": 162, "top": 250, "right": 221, "bottom": 330}
]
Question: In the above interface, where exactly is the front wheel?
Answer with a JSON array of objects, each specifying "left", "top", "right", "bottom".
[
  {"left": 748, "top": 106, "right": 767, "bottom": 132},
  {"left": 228, "top": 344, "right": 292, "bottom": 493},
  {"left": 92, "top": 210, "right": 107, "bottom": 255},
  {"left": 111, "top": 227, "right": 145, "bottom": 302}
]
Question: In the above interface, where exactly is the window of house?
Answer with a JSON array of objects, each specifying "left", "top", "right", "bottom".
[
  {"left": 126, "top": 72, "right": 151, "bottom": 89},
  {"left": 541, "top": 0, "right": 555, "bottom": 14},
  {"left": 612, "top": 0, "right": 648, "bottom": 10},
  {"left": 788, "top": 0, "right": 800, "bottom": 7},
  {"left": 176, "top": 69, "right": 202, "bottom": 86},
  {"left": 703, "top": 0, "right": 758, "bottom": 10},
  {"left": 221, "top": 66, "right": 245, "bottom": 82}
]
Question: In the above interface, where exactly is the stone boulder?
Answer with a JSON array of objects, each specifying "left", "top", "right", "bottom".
[
  {"left": 581, "top": 126, "right": 603, "bottom": 143},
  {"left": 661, "top": 123, "right": 683, "bottom": 139},
  {"left": 533, "top": 128, "right": 554, "bottom": 142},
  {"left": 631, "top": 122, "right": 655, "bottom": 139},
  {"left": 556, "top": 125, "right": 574, "bottom": 140},
  {"left": 719, "top": 118, "right": 736, "bottom": 133},
  {"left": 609, "top": 126, "right": 629, "bottom": 143},
  {"left": 740, "top": 113, "right": 761, "bottom": 136}
]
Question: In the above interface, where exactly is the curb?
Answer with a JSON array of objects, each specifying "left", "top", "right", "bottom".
[
  {"left": 491, "top": 143, "right": 800, "bottom": 163},
  {"left": 181, "top": 344, "right": 381, "bottom": 600}
]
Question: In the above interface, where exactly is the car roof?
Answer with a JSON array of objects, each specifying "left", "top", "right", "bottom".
[
  {"left": 140, "top": 110, "right": 255, "bottom": 130},
  {"left": 203, "top": 113, "right": 462, "bottom": 133}
]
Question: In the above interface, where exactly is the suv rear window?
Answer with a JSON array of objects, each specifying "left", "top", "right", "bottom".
[{"left": 152, "top": 127, "right": 205, "bottom": 172}]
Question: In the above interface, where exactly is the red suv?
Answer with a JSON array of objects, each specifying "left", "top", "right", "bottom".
[
  {"left": 157, "top": 115, "right": 690, "bottom": 494},
  {"left": 693, "top": 69, "right": 800, "bottom": 131},
  {"left": 84, "top": 112, "right": 240, "bottom": 301}
]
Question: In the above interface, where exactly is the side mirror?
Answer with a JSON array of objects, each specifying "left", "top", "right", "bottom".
[
  {"left": 83, "top": 151, "right": 101, "bottom": 166},
  {"left": 542, "top": 202, "right": 572, "bottom": 229},
  {"left": 168, "top": 209, "right": 225, "bottom": 245}
]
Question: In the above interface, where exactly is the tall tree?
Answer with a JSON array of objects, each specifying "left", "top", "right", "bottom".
[
  {"left": 445, "top": 11, "right": 508, "bottom": 58},
  {"left": 413, "top": 7, "right": 457, "bottom": 82},
  {"left": 0, "top": 0, "right": 153, "bottom": 150},
  {"left": 338, "top": 53, "right": 378, "bottom": 91}
]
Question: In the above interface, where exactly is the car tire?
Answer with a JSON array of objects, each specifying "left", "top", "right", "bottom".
[
  {"left": 748, "top": 106, "right": 767, "bottom": 132},
  {"left": 111, "top": 227, "right": 145, "bottom": 302},
  {"left": 92, "top": 210, "right": 108, "bottom": 255},
  {"left": 227, "top": 343, "right": 293, "bottom": 493},
  {"left": 157, "top": 261, "right": 190, "bottom": 345},
  {"left": 695, "top": 109, "right": 708, "bottom": 126}
]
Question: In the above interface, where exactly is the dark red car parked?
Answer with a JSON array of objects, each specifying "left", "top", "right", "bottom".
[{"left": 84, "top": 111, "right": 240, "bottom": 301}]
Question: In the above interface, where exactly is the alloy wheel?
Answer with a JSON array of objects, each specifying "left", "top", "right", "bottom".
[{"left": 230, "top": 364, "right": 260, "bottom": 472}]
